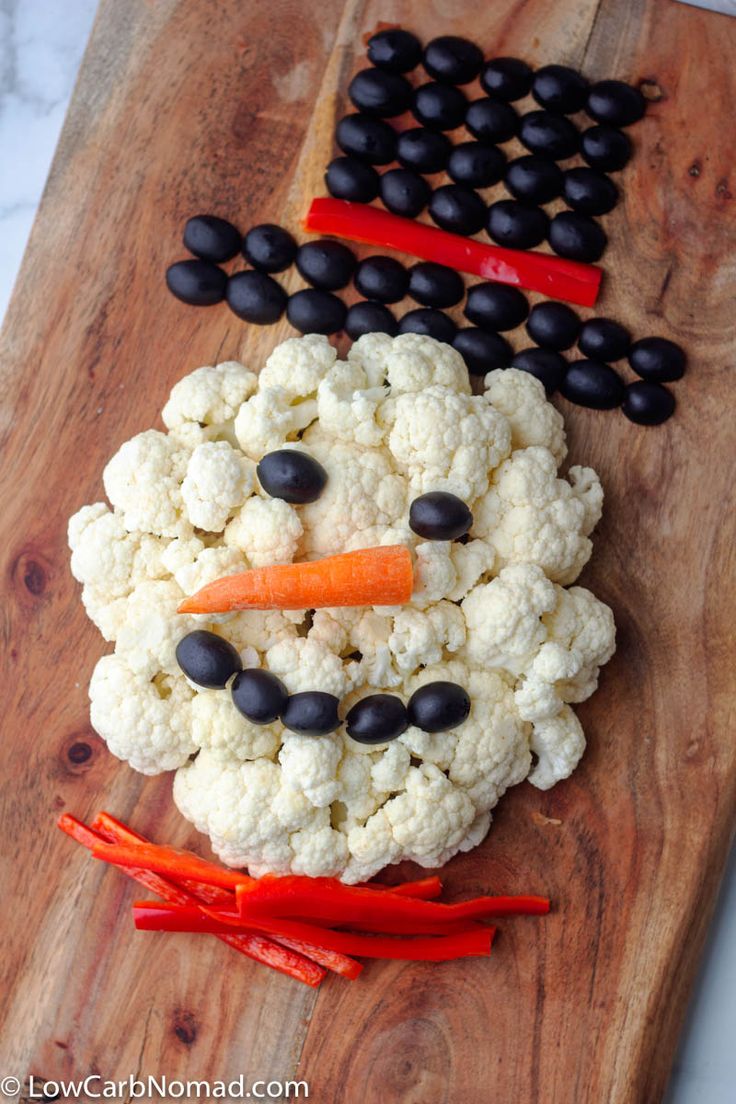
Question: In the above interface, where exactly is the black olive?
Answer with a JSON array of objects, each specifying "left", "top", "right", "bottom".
[
  {"left": 423, "top": 35, "right": 483, "bottom": 85},
  {"left": 548, "top": 211, "right": 607, "bottom": 262},
  {"left": 336, "top": 113, "right": 397, "bottom": 164},
  {"left": 628, "top": 337, "right": 686, "bottom": 382},
  {"left": 408, "top": 262, "right": 465, "bottom": 308},
  {"left": 465, "top": 98, "right": 520, "bottom": 143},
  {"left": 396, "top": 127, "right": 452, "bottom": 174},
  {"left": 281, "top": 692, "right": 341, "bottom": 736},
  {"left": 480, "top": 56, "right": 533, "bottom": 102},
  {"left": 345, "top": 301, "right": 398, "bottom": 339},
  {"left": 622, "top": 381, "right": 676, "bottom": 425},
  {"left": 226, "top": 271, "right": 287, "bottom": 324},
  {"left": 348, "top": 68, "right": 413, "bottom": 117},
  {"left": 532, "top": 64, "right": 589, "bottom": 114},
  {"left": 428, "top": 184, "right": 486, "bottom": 235},
  {"left": 562, "top": 167, "right": 618, "bottom": 215},
  {"left": 560, "top": 359, "right": 625, "bottom": 409},
  {"left": 354, "top": 255, "right": 409, "bottom": 303},
  {"left": 447, "top": 142, "right": 506, "bottom": 187},
  {"left": 256, "top": 448, "right": 328, "bottom": 504},
  {"left": 325, "top": 156, "right": 380, "bottom": 203},
  {"left": 296, "top": 240, "right": 357, "bottom": 291},
  {"left": 519, "top": 111, "right": 580, "bottom": 159},
  {"left": 407, "top": 681, "right": 471, "bottom": 733},
  {"left": 183, "top": 215, "right": 241, "bottom": 262},
  {"left": 511, "top": 347, "right": 567, "bottom": 394},
  {"left": 380, "top": 168, "right": 431, "bottom": 217},
  {"left": 409, "top": 491, "right": 473, "bottom": 540},
  {"left": 367, "top": 28, "right": 423, "bottom": 73},
  {"left": 287, "top": 289, "right": 346, "bottom": 335},
  {"left": 176, "top": 630, "right": 242, "bottom": 689},
  {"left": 578, "top": 317, "right": 631, "bottom": 361},
  {"left": 242, "top": 223, "right": 297, "bottom": 273},
  {"left": 504, "top": 155, "right": 563, "bottom": 204},
  {"left": 581, "top": 124, "right": 632, "bottom": 171},
  {"left": 526, "top": 301, "right": 580, "bottom": 350},
  {"left": 231, "top": 668, "right": 288, "bottom": 724},
  {"left": 453, "top": 328, "right": 513, "bottom": 375},
  {"left": 166, "top": 260, "right": 227, "bottom": 306},
  {"left": 487, "top": 199, "right": 549, "bottom": 249},
  {"left": 586, "top": 80, "right": 646, "bottom": 127},
  {"left": 412, "top": 82, "right": 468, "bottom": 130},
  {"left": 464, "top": 282, "right": 529, "bottom": 332},
  {"left": 398, "top": 308, "right": 457, "bottom": 343},
  {"left": 346, "top": 694, "right": 409, "bottom": 744}
]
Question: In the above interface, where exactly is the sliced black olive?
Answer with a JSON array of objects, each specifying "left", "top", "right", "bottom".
[
  {"left": 622, "top": 381, "right": 676, "bottom": 425},
  {"left": 346, "top": 694, "right": 409, "bottom": 744},
  {"left": 526, "top": 301, "right": 580, "bottom": 350},
  {"left": 504, "top": 155, "right": 564, "bottom": 204},
  {"left": 519, "top": 111, "right": 580, "bottom": 159},
  {"left": 286, "top": 289, "right": 346, "bottom": 335},
  {"left": 409, "top": 491, "right": 473, "bottom": 540},
  {"left": 348, "top": 68, "right": 413, "bottom": 117},
  {"left": 560, "top": 359, "right": 625, "bottom": 409},
  {"left": 465, "top": 97, "right": 520, "bottom": 143},
  {"left": 578, "top": 317, "right": 631, "bottom": 362},
  {"left": 242, "top": 223, "right": 297, "bottom": 273},
  {"left": 296, "top": 240, "right": 357, "bottom": 291},
  {"left": 183, "top": 215, "right": 241, "bottom": 262},
  {"left": 511, "top": 347, "right": 567, "bottom": 395},
  {"left": 408, "top": 262, "right": 465, "bottom": 308},
  {"left": 563, "top": 167, "right": 618, "bottom": 215},
  {"left": 487, "top": 199, "right": 549, "bottom": 249},
  {"left": 325, "top": 156, "right": 380, "bottom": 203},
  {"left": 412, "top": 82, "right": 468, "bottom": 130},
  {"left": 166, "top": 260, "right": 227, "bottom": 306},
  {"left": 464, "top": 282, "right": 529, "bottom": 332},
  {"left": 548, "top": 211, "right": 607, "bottom": 262},
  {"left": 532, "top": 64, "right": 589, "bottom": 114},
  {"left": 586, "top": 80, "right": 646, "bottom": 127},
  {"left": 453, "top": 328, "right": 513, "bottom": 375},
  {"left": 397, "top": 308, "right": 457, "bottom": 343},
  {"left": 428, "top": 184, "right": 486, "bottom": 235},
  {"left": 423, "top": 35, "right": 483, "bottom": 85},
  {"left": 336, "top": 113, "right": 397, "bottom": 164},
  {"left": 281, "top": 692, "right": 341, "bottom": 736},
  {"left": 447, "top": 142, "right": 506, "bottom": 188},
  {"left": 345, "top": 301, "right": 398, "bottom": 339},
  {"left": 256, "top": 448, "right": 328, "bottom": 504},
  {"left": 480, "top": 56, "right": 533, "bottom": 102},
  {"left": 407, "top": 681, "right": 471, "bottom": 733},
  {"left": 581, "top": 124, "right": 632, "bottom": 171},
  {"left": 628, "top": 337, "right": 686, "bottom": 382},
  {"left": 176, "top": 630, "right": 242, "bottom": 689},
  {"left": 380, "top": 168, "right": 431, "bottom": 217},
  {"left": 367, "top": 28, "right": 423, "bottom": 73},
  {"left": 231, "top": 668, "right": 288, "bottom": 724},
  {"left": 226, "top": 271, "right": 287, "bottom": 324},
  {"left": 396, "top": 127, "right": 452, "bottom": 174},
  {"left": 354, "top": 255, "right": 409, "bottom": 303}
]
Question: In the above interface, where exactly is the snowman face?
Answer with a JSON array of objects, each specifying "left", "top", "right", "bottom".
[{"left": 70, "top": 332, "right": 615, "bottom": 883}]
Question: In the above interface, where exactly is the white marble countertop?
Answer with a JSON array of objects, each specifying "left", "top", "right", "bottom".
[{"left": 1, "top": 2, "right": 733, "bottom": 1099}]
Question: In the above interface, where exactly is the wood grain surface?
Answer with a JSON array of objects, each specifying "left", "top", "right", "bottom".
[{"left": 1, "top": 1, "right": 735, "bottom": 1101}]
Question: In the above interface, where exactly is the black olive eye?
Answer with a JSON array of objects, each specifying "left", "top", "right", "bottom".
[
  {"left": 346, "top": 694, "right": 409, "bottom": 745},
  {"left": 281, "top": 692, "right": 341, "bottom": 736},
  {"left": 176, "top": 630, "right": 242, "bottom": 689},
  {"left": 231, "top": 669, "right": 288, "bottom": 724},
  {"left": 407, "top": 682, "right": 471, "bottom": 733},
  {"left": 256, "top": 449, "right": 328, "bottom": 504},
  {"left": 409, "top": 492, "right": 473, "bottom": 541}
]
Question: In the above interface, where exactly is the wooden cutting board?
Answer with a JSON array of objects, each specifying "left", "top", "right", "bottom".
[{"left": 1, "top": 1, "right": 735, "bottom": 1100}]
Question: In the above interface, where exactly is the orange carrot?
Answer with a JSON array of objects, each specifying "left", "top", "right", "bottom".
[{"left": 177, "top": 545, "right": 414, "bottom": 614}]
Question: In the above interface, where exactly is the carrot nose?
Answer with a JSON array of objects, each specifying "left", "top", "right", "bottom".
[{"left": 177, "top": 545, "right": 414, "bottom": 614}]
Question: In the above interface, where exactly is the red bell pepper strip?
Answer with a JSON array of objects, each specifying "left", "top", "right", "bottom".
[
  {"left": 303, "top": 198, "right": 602, "bottom": 307},
  {"left": 133, "top": 902, "right": 495, "bottom": 961},
  {"left": 58, "top": 815, "right": 325, "bottom": 988},
  {"left": 376, "top": 876, "right": 443, "bottom": 900},
  {"left": 90, "top": 839, "right": 254, "bottom": 890}
]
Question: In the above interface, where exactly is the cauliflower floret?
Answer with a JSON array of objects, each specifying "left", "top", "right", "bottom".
[
  {"left": 462, "top": 563, "right": 557, "bottom": 673},
  {"left": 347, "top": 332, "right": 394, "bottom": 386},
  {"left": 446, "top": 538, "right": 495, "bottom": 601},
  {"left": 90, "top": 654, "right": 196, "bottom": 774},
  {"left": 290, "top": 822, "right": 349, "bottom": 878},
  {"left": 225, "top": 609, "right": 299, "bottom": 654},
  {"left": 318, "top": 608, "right": 402, "bottom": 689},
  {"left": 389, "top": 601, "right": 465, "bottom": 675},
  {"left": 317, "top": 360, "right": 387, "bottom": 447},
  {"left": 383, "top": 333, "right": 471, "bottom": 395},
  {"left": 190, "top": 690, "right": 281, "bottom": 761},
  {"left": 448, "top": 677, "right": 531, "bottom": 809},
  {"left": 265, "top": 637, "right": 355, "bottom": 698},
  {"left": 335, "top": 751, "right": 383, "bottom": 823},
  {"left": 387, "top": 385, "right": 511, "bottom": 501},
  {"left": 279, "top": 733, "right": 342, "bottom": 807},
  {"left": 224, "top": 496, "right": 302, "bottom": 567},
  {"left": 181, "top": 442, "right": 254, "bottom": 531},
  {"left": 258, "top": 333, "right": 337, "bottom": 398},
  {"left": 472, "top": 447, "right": 602, "bottom": 584},
  {"left": 103, "top": 430, "right": 191, "bottom": 537},
  {"left": 114, "top": 578, "right": 202, "bottom": 679},
  {"left": 162, "top": 361, "right": 257, "bottom": 442},
  {"left": 370, "top": 741, "right": 411, "bottom": 794},
  {"left": 344, "top": 809, "right": 402, "bottom": 883},
  {"left": 383, "top": 763, "right": 476, "bottom": 868},
  {"left": 169, "top": 545, "right": 248, "bottom": 597},
  {"left": 234, "top": 387, "right": 317, "bottom": 460},
  {"left": 527, "top": 705, "right": 585, "bottom": 790},
  {"left": 484, "top": 368, "right": 567, "bottom": 466},
  {"left": 411, "top": 542, "right": 457, "bottom": 609}
]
